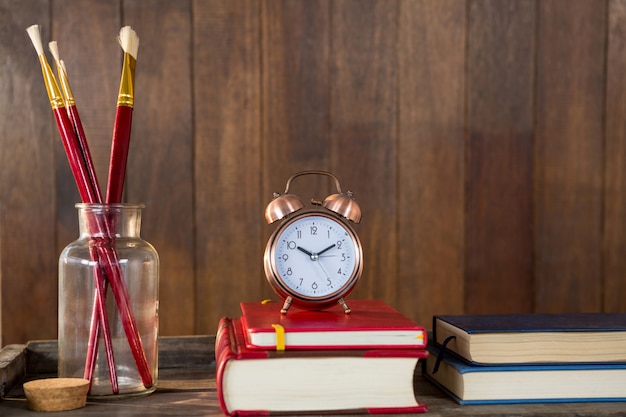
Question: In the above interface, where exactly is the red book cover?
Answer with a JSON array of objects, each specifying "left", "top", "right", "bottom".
[
  {"left": 240, "top": 299, "right": 427, "bottom": 350},
  {"left": 215, "top": 317, "right": 428, "bottom": 416}
]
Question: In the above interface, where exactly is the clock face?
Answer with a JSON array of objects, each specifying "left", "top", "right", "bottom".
[{"left": 265, "top": 212, "right": 362, "bottom": 303}]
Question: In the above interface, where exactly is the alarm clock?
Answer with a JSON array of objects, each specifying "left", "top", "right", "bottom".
[{"left": 263, "top": 171, "right": 363, "bottom": 314}]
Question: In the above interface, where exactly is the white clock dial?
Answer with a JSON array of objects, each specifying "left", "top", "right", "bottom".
[{"left": 272, "top": 214, "right": 358, "bottom": 299}]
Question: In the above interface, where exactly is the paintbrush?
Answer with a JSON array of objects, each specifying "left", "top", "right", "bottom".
[
  {"left": 48, "top": 40, "right": 119, "bottom": 393},
  {"left": 106, "top": 26, "right": 139, "bottom": 204}
]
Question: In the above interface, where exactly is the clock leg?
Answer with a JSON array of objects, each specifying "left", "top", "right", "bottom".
[
  {"left": 280, "top": 296, "right": 293, "bottom": 314},
  {"left": 338, "top": 298, "right": 351, "bottom": 314}
]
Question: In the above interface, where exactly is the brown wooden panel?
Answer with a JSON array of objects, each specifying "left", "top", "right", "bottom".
[
  {"left": 535, "top": 0, "right": 606, "bottom": 312},
  {"left": 397, "top": 0, "right": 466, "bottom": 327},
  {"left": 193, "top": 0, "right": 262, "bottom": 334},
  {"left": 51, "top": 0, "right": 121, "bottom": 251},
  {"left": 330, "top": 0, "right": 398, "bottom": 304},
  {"left": 466, "top": 0, "right": 535, "bottom": 314},
  {"left": 4, "top": 0, "right": 626, "bottom": 346},
  {"left": 0, "top": 0, "right": 57, "bottom": 344},
  {"left": 603, "top": 0, "right": 626, "bottom": 312},
  {"left": 0, "top": 202, "right": 2, "bottom": 345},
  {"left": 123, "top": 0, "right": 195, "bottom": 335},
  {"left": 261, "top": 0, "right": 331, "bottom": 301}
]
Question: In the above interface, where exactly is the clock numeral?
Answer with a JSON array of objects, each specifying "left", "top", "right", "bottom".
[
  {"left": 299, "top": 278, "right": 304, "bottom": 287},
  {"left": 286, "top": 268, "right": 293, "bottom": 276},
  {"left": 336, "top": 240, "right": 343, "bottom": 249},
  {"left": 287, "top": 241, "right": 296, "bottom": 250},
  {"left": 310, "top": 225, "right": 318, "bottom": 235},
  {"left": 337, "top": 267, "right": 342, "bottom": 275},
  {"left": 311, "top": 281, "right": 318, "bottom": 290},
  {"left": 326, "top": 278, "right": 332, "bottom": 286},
  {"left": 297, "top": 230, "right": 302, "bottom": 239},
  {"left": 282, "top": 254, "right": 289, "bottom": 261}
]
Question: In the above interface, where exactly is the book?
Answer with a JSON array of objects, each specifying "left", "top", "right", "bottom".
[
  {"left": 240, "top": 299, "right": 426, "bottom": 350},
  {"left": 215, "top": 317, "right": 429, "bottom": 416},
  {"left": 433, "top": 313, "right": 626, "bottom": 364},
  {"left": 423, "top": 343, "right": 626, "bottom": 405}
]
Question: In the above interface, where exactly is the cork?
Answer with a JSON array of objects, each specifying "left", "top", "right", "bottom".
[{"left": 23, "top": 378, "right": 89, "bottom": 412}]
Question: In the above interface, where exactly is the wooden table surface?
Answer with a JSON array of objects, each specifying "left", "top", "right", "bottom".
[{"left": 1, "top": 336, "right": 625, "bottom": 417}]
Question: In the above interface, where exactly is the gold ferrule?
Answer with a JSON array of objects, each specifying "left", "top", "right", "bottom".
[
  {"left": 56, "top": 63, "right": 76, "bottom": 107},
  {"left": 39, "top": 55, "right": 65, "bottom": 110},
  {"left": 116, "top": 52, "right": 135, "bottom": 107}
]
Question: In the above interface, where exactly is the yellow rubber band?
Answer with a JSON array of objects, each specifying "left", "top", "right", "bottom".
[
  {"left": 271, "top": 324, "right": 285, "bottom": 351},
  {"left": 261, "top": 299, "right": 272, "bottom": 304}
]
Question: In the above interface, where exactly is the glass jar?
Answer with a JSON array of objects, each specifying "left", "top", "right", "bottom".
[{"left": 58, "top": 203, "right": 159, "bottom": 398}]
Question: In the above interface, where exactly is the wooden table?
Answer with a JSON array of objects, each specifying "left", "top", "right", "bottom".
[{"left": 1, "top": 336, "right": 625, "bottom": 416}]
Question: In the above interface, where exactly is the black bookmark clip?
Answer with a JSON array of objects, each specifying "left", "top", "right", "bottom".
[{"left": 432, "top": 335, "right": 456, "bottom": 374}]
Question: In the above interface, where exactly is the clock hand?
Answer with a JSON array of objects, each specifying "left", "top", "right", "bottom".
[
  {"left": 296, "top": 246, "right": 313, "bottom": 256},
  {"left": 296, "top": 246, "right": 317, "bottom": 261},
  {"left": 317, "top": 244, "right": 336, "bottom": 256},
  {"left": 316, "top": 258, "right": 331, "bottom": 280}
]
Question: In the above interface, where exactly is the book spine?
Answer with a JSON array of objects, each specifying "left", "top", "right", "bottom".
[
  {"left": 215, "top": 317, "right": 236, "bottom": 416},
  {"left": 216, "top": 318, "right": 271, "bottom": 416}
]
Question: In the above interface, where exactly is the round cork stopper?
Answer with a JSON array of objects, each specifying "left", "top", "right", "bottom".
[{"left": 23, "top": 378, "right": 89, "bottom": 412}]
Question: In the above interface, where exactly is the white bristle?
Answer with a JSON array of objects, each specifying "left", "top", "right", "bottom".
[
  {"left": 26, "top": 25, "right": 45, "bottom": 56},
  {"left": 60, "top": 60, "right": 68, "bottom": 73},
  {"left": 48, "top": 41, "right": 60, "bottom": 63},
  {"left": 118, "top": 26, "right": 139, "bottom": 59}
]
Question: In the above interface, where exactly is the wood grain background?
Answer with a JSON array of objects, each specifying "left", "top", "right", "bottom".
[{"left": 1, "top": 0, "right": 625, "bottom": 346}]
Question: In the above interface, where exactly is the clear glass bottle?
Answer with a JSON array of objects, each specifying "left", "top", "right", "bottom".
[{"left": 58, "top": 203, "right": 159, "bottom": 398}]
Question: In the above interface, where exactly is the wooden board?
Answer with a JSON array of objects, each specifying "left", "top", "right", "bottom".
[
  {"left": 465, "top": 0, "right": 535, "bottom": 313},
  {"left": 534, "top": 0, "right": 606, "bottom": 312},
  {"left": 0, "top": 0, "right": 57, "bottom": 344},
  {"left": 397, "top": 0, "right": 466, "bottom": 324},
  {"left": 604, "top": 0, "right": 626, "bottom": 312},
  {"left": 193, "top": 0, "right": 263, "bottom": 334}
]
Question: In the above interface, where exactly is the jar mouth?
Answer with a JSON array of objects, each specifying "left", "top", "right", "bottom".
[{"left": 75, "top": 203, "right": 145, "bottom": 211}]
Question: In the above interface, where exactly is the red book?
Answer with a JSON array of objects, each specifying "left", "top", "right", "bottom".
[
  {"left": 216, "top": 317, "right": 428, "bottom": 416},
  {"left": 240, "top": 299, "right": 427, "bottom": 350}
]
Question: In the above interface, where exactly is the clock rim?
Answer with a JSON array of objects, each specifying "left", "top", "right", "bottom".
[{"left": 263, "top": 209, "right": 363, "bottom": 310}]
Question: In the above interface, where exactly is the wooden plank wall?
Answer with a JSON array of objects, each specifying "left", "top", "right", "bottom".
[{"left": 0, "top": 0, "right": 625, "bottom": 345}]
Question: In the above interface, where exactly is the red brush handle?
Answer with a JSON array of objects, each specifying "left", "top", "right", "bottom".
[
  {"left": 53, "top": 108, "right": 97, "bottom": 203},
  {"left": 106, "top": 105, "right": 133, "bottom": 204},
  {"left": 68, "top": 105, "right": 103, "bottom": 203},
  {"left": 84, "top": 245, "right": 118, "bottom": 394}
]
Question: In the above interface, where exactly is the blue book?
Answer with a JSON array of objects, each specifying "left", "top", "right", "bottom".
[
  {"left": 433, "top": 313, "right": 626, "bottom": 364},
  {"left": 424, "top": 343, "right": 626, "bottom": 405}
]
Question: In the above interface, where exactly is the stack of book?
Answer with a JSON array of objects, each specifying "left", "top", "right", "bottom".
[
  {"left": 423, "top": 313, "right": 626, "bottom": 405},
  {"left": 215, "top": 299, "right": 429, "bottom": 415}
]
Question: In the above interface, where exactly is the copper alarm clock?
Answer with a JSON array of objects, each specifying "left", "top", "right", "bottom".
[{"left": 263, "top": 171, "right": 363, "bottom": 314}]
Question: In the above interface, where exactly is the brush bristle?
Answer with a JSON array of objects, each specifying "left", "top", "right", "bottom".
[
  {"left": 118, "top": 26, "right": 139, "bottom": 59},
  {"left": 26, "top": 25, "right": 45, "bottom": 56},
  {"left": 48, "top": 41, "right": 60, "bottom": 63}
]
